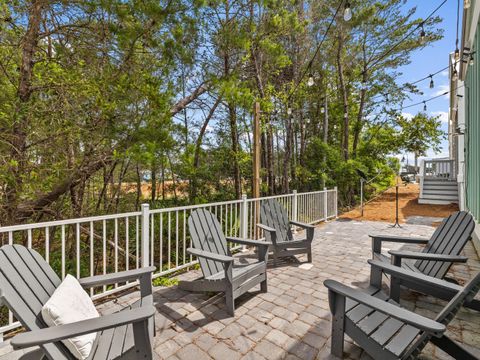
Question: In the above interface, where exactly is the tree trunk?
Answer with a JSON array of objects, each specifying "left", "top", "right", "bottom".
[
  {"left": 337, "top": 31, "right": 349, "bottom": 161},
  {"left": 5, "top": 0, "right": 44, "bottom": 224}
]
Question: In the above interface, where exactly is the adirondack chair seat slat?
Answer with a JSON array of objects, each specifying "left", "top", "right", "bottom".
[
  {"left": 260, "top": 199, "right": 315, "bottom": 266},
  {"left": 325, "top": 270, "right": 480, "bottom": 359},
  {"left": 180, "top": 209, "right": 269, "bottom": 316},
  {"left": 370, "top": 211, "right": 475, "bottom": 301},
  {"left": 205, "top": 261, "right": 265, "bottom": 281},
  {"left": 88, "top": 298, "right": 150, "bottom": 360},
  {"left": 0, "top": 244, "right": 156, "bottom": 360}
]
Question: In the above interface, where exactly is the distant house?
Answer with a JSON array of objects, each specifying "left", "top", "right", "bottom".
[{"left": 450, "top": 1, "right": 480, "bottom": 253}]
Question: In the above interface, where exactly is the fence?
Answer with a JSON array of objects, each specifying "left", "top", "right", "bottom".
[
  {"left": 0, "top": 188, "right": 337, "bottom": 339},
  {"left": 423, "top": 159, "right": 456, "bottom": 180}
]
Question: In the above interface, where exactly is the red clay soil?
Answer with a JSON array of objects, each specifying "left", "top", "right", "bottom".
[{"left": 340, "top": 183, "right": 459, "bottom": 224}]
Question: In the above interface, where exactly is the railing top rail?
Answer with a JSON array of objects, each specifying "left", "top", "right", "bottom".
[
  {"left": 0, "top": 211, "right": 142, "bottom": 233},
  {"left": 149, "top": 199, "right": 243, "bottom": 214},
  {"left": 424, "top": 159, "right": 454, "bottom": 163}
]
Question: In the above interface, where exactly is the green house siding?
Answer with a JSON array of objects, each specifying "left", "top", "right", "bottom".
[{"left": 466, "top": 22, "right": 480, "bottom": 221}]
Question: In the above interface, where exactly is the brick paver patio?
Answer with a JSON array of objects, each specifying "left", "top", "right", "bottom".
[{"left": 1, "top": 219, "right": 479, "bottom": 359}]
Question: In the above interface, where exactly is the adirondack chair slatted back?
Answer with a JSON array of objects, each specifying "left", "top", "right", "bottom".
[
  {"left": 415, "top": 211, "right": 474, "bottom": 278},
  {"left": 260, "top": 199, "right": 293, "bottom": 243},
  {"left": 188, "top": 209, "right": 229, "bottom": 278},
  {"left": 0, "top": 245, "right": 72, "bottom": 359},
  {"left": 406, "top": 271, "right": 480, "bottom": 359}
]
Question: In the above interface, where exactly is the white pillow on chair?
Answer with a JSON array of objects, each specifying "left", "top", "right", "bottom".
[{"left": 42, "top": 274, "right": 99, "bottom": 359}]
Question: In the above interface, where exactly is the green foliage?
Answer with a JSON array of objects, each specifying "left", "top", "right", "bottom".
[{"left": 152, "top": 276, "right": 179, "bottom": 287}]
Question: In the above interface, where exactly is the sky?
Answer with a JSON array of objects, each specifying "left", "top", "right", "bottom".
[{"left": 395, "top": 0, "right": 460, "bottom": 165}]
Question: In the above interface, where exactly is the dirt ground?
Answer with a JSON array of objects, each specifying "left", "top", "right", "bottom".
[{"left": 340, "top": 183, "right": 459, "bottom": 224}]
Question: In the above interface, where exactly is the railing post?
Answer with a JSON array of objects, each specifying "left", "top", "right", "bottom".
[
  {"left": 241, "top": 194, "right": 248, "bottom": 240},
  {"left": 334, "top": 186, "right": 338, "bottom": 218},
  {"left": 141, "top": 203, "right": 150, "bottom": 267},
  {"left": 324, "top": 187, "right": 328, "bottom": 220},
  {"left": 292, "top": 190, "right": 298, "bottom": 222}
]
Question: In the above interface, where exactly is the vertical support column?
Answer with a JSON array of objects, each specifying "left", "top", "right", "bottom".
[
  {"left": 252, "top": 102, "right": 261, "bottom": 200},
  {"left": 241, "top": 194, "right": 248, "bottom": 240},
  {"left": 334, "top": 186, "right": 338, "bottom": 218},
  {"left": 141, "top": 203, "right": 150, "bottom": 267},
  {"left": 324, "top": 187, "right": 328, "bottom": 221},
  {"left": 292, "top": 190, "right": 298, "bottom": 222}
]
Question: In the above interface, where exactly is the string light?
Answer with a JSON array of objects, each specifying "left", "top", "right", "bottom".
[
  {"left": 429, "top": 75, "right": 434, "bottom": 88},
  {"left": 423, "top": 101, "right": 427, "bottom": 111},
  {"left": 464, "top": 0, "right": 471, "bottom": 9},
  {"left": 470, "top": 53, "right": 475, "bottom": 66},
  {"left": 307, "top": 73, "right": 314, "bottom": 87},
  {"left": 420, "top": 23, "right": 426, "bottom": 44},
  {"left": 454, "top": 48, "right": 460, "bottom": 61},
  {"left": 452, "top": 67, "right": 458, "bottom": 81},
  {"left": 287, "top": 107, "right": 292, "bottom": 116},
  {"left": 344, "top": 2, "right": 352, "bottom": 22}
]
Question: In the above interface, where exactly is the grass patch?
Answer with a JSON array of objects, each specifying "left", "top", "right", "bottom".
[{"left": 152, "top": 276, "right": 179, "bottom": 287}]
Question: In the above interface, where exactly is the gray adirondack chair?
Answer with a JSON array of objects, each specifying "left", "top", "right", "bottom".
[
  {"left": 258, "top": 199, "right": 315, "bottom": 266},
  {"left": 0, "top": 244, "right": 156, "bottom": 360},
  {"left": 370, "top": 211, "right": 474, "bottom": 288},
  {"left": 369, "top": 259, "right": 480, "bottom": 312},
  {"left": 324, "top": 269, "right": 480, "bottom": 359},
  {"left": 178, "top": 208, "right": 270, "bottom": 316}
]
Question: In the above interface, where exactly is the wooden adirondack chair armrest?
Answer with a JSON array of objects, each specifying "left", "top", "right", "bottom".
[
  {"left": 11, "top": 306, "right": 156, "bottom": 350},
  {"left": 187, "top": 248, "right": 234, "bottom": 263},
  {"left": 256, "top": 223, "right": 276, "bottom": 233},
  {"left": 79, "top": 266, "right": 156, "bottom": 288},
  {"left": 323, "top": 280, "right": 445, "bottom": 336},
  {"left": 290, "top": 221, "right": 315, "bottom": 241},
  {"left": 368, "top": 260, "right": 463, "bottom": 293},
  {"left": 226, "top": 237, "right": 271, "bottom": 248},
  {"left": 256, "top": 223, "right": 277, "bottom": 244},
  {"left": 388, "top": 250, "right": 468, "bottom": 263},
  {"left": 290, "top": 220, "right": 314, "bottom": 230},
  {"left": 370, "top": 234, "right": 429, "bottom": 244}
]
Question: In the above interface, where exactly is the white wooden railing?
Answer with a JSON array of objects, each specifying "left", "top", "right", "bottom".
[
  {"left": 0, "top": 187, "right": 337, "bottom": 339},
  {"left": 423, "top": 159, "right": 456, "bottom": 180}
]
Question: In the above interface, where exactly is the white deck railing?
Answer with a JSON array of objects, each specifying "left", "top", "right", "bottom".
[
  {"left": 423, "top": 159, "right": 456, "bottom": 180},
  {"left": 0, "top": 188, "right": 337, "bottom": 339}
]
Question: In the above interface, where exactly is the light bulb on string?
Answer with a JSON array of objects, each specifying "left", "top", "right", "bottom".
[
  {"left": 452, "top": 68, "right": 459, "bottom": 81},
  {"left": 429, "top": 75, "right": 434, "bottom": 89},
  {"left": 361, "top": 80, "right": 367, "bottom": 90},
  {"left": 287, "top": 107, "right": 292, "bottom": 116},
  {"left": 464, "top": 0, "right": 471, "bottom": 9},
  {"left": 420, "top": 23, "right": 426, "bottom": 44},
  {"left": 454, "top": 48, "right": 460, "bottom": 61},
  {"left": 423, "top": 101, "right": 427, "bottom": 112},
  {"left": 320, "top": 105, "right": 325, "bottom": 114},
  {"left": 470, "top": 53, "right": 475, "bottom": 66},
  {"left": 344, "top": 2, "right": 352, "bottom": 22},
  {"left": 307, "top": 73, "right": 314, "bottom": 87}
]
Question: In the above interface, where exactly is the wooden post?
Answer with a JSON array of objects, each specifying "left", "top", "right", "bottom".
[
  {"left": 253, "top": 102, "right": 261, "bottom": 238},
  {"left": 253, "top": 102, "right": 261, "bottom": 199}
]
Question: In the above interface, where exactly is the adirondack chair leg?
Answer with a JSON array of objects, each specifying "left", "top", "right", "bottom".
[
  {"left": 431, "top": 335, "right": 479, "bottom": 360},
  {"left": 307, "top": 246, "right": 312, "bottom": 263},
  {"left": 260, "top": 274, "right": 268, "bottom": 293},
  {"left": 370, "top": 266, "right": 382, "bottom": 289},
  {"left": 273, "top": 251, "right": 279, "bottom": 267},
  {"left": 225, "top": 287, "right": 235, "bottom": 316},
  {"left": 328, "top": 290, "right": 346, "bottom": 358},
  {"left": 389, "top": 276, "right": 401, "bottom": 302},
  {"left": 133, "top": 319, "right": 154, "bottom": 360}
]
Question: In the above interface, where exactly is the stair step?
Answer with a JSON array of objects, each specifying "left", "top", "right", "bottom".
[
  {"left": 421, "top": 194, "right": 459, "bottom": 200},
  {"left": 423, "top": 185, "right": 458, "bottom": 191},
  {"left": 423, "top": 180, "right": 457, "bottom": 185},
  {"left": 422, "top": 190, "right": 458, "bottom": 196},
  {"left": 418, "top": 198, "right": 459, "bottom": 205}
]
